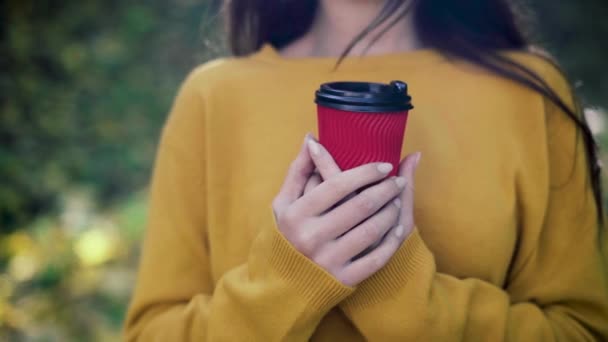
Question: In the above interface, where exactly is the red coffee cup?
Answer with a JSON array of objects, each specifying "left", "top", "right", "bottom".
[{"left": 315, "top": 81, "right": 413, "bottom": 178}]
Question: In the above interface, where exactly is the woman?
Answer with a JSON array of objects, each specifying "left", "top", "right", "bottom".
[{"left": 124, "top": 0, "right": 608, "bottom": 340}]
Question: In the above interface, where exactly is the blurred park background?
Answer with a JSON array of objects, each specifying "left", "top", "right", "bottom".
[{"left": 1, "top": 0, "right": 607, "bottom": 340}]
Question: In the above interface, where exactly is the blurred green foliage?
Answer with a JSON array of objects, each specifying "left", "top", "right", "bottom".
[
  {"left": 531, "top": 0, "right": 608, "bottom": 107},
  {"left": 0, "top": 0, "right": 606, "bottom": 340},
  {"left": 1, "top": 0, "right": 222, "bottom": 232},
  {"left": 1, "top": 0, "right": 222, "bottom": 339},
  {"left": 0, "top": 190, "right": 148, "bottom": 340}
]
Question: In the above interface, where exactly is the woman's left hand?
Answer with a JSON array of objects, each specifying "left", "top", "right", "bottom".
[{"left": 303, "top": 134, "right": 420, "bottom": 253}]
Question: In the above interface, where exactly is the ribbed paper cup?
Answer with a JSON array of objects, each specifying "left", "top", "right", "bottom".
[{"left": 315, "top": 81, "right": 413, "bottom": 178}]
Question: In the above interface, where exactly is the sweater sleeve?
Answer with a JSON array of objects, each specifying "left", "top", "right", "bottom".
[
  {"left": 123, "top": 66, "right": 353, "bottom": 341},
  {"left": 338, "top": 63, "right": 608, "bottom": 341}
]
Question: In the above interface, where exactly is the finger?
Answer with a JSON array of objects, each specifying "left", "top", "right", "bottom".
[
  {"left": 274, "top": 133, "right": 316, "bottom": 212},
  {"left": 333, "top": 198, "right": 401, "bottom": 262},
  {"left": 397, "top": 152, "right": 421, "bottom": 235},
  {"left": 318, "top": 174, "right": 405, "bottom": 239},
  {"left": 303, "top": 171, "right": 322, "bottom": 195},
  {"left": 339, "top": 224, "right": 406, "bottom": 287},
  {"left": 306, "top": 136, "right": 342, "bottom": 181},
  {"left": 291, "top": 161, "right": 395, "bottom": 217}
]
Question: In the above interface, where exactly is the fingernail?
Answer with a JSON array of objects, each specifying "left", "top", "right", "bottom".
[
  {"left": 395, "top": 177, "right": 406, "bottom": 189},
  {"left": 307, "top": 139, "right": 320, "bottom": 156},
  {"left": 414, "top": 152, "right": 422, "bottom": 167},
  {"left": 394, "top": 225, "right": 405, "bottom": 238},
  {"left": 304, "top": 133, "right": 312, "bottom": 143},
  {"left": 377, "top": 163, "right": 393, "bottom": 174},
  {"left": 393, "top": 198, "right": 401, "bottom": 208}
]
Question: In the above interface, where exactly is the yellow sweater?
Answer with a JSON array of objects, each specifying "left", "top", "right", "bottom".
[{"left": 124, "top": 44, "right": 608, "bottom": 341}]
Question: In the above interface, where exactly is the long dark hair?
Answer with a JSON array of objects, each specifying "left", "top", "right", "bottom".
[{"left": 224, "top": 0, "right": 603, "bottom": 224}]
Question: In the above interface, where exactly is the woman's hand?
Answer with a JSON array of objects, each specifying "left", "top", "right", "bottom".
[
  {"left": 302, "top": 135, "right": 420, "bottom": 274},
  {"left": 272, "top": 133, "right": 413, "bottom": 287},
  {"left": 304, "top": 135, "right": 420, "bottom": 236}
]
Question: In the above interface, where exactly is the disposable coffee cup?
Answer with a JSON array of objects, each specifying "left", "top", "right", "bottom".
[
  {"left": 315, "top": 80, "right": 413, "bottom": 177},
  {"left": 315, "top": 81, "right": 413, "bottom": 258}
]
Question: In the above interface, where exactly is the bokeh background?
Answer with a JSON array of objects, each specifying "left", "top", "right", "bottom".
[{"left": 1, "top": 0, "right": 607, "bottom": 340}]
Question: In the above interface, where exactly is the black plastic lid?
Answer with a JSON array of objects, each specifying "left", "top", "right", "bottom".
[{"left": 315, "top": 80, "right": 413, "bottom": 112}]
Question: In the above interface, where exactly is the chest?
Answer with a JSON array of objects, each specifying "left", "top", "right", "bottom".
[{"left": 205, "top": 95, "right": 519, "bottom": 287}]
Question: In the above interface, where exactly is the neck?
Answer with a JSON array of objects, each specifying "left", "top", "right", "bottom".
[{"left": 281, "top": 0, "right": 421, "bottom": 58}]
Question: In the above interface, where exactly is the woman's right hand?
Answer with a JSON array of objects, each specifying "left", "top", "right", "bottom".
[{"left": 272, "top": 134, "right": 406, "bottom": 287}]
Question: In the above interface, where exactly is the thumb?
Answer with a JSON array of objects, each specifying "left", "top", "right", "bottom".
[
  {"left": 398, "top": 152, "right": 421, "bottom": 233},
  {"left": 306, "top": 135, "right": 342, "bottom": 181},
  {"left": 274, "top": 133, "right": 316, "bottom": 213}
]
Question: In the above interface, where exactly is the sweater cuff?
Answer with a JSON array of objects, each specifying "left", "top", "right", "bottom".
[
  {"left": 341, "top": 228, "right": 434, "bottom": 312},
  {"left": 265, "top": 208, "right": 355, "bottom": 312}
]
